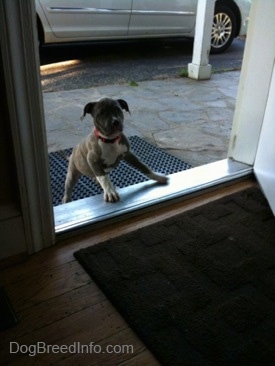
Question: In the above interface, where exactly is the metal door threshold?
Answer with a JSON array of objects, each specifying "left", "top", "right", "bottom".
[{"left": 54, "top": 159, "right": 252, "bottom": 234}]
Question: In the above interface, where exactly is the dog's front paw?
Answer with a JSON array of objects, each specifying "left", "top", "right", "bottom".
[
  {"left": 62, "top": 195, "right": 71, "bottom": 204},
  {"left": 96, "top": 175, "right": 120, "bottom": 202},
  {"left": 149, "top": 173, "right": 169, "bottom": 184},
  {"left": 157, "top": 175, "right": 169, "bottom": 184},
  {"left": 104, "top": 189, "right": 120, "bottom": 202}
]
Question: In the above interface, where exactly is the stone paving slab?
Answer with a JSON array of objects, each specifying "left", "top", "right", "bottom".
[{"left": 43, "top": 71, "right": 239, "bottom": 166}]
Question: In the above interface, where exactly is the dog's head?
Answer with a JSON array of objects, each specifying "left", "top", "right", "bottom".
[{"left": 81, "top": 98, "right": 130, "bottom": 137}]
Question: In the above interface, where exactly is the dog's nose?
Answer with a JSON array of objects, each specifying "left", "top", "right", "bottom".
[{"left": 113, "top": 119, "right": 120, "bottom": 127}]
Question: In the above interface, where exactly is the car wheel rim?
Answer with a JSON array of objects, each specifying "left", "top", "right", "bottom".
[{"left": 211, "top": 12, "right": 232, "bottom": 49}]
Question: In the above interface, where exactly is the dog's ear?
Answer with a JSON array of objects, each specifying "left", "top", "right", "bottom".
[
  {"left": 80, "top": 102, "right": 96, "bottom": 120},
  {"left": 117, "top": 99, "right": 131, "bottom": 114}
]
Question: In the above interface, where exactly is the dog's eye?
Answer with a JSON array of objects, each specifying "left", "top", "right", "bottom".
[
  {"left": 113, "top": 120, "right": 120, "bottom": 127},
  {"left": 97, "top": 111, "right": 105, "bottom": 119},
  {"left": 114, "top": 106, "right": 122, "bottom": 114}
]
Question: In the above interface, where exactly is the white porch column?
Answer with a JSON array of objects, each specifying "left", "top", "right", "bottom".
[{"left": 188, "top": 0, "right": 215, "bottom": 80}]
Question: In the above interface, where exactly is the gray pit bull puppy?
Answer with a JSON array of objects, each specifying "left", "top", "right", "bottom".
[{"left": 62, "top": 97, "right": 168, "bottom": 203}]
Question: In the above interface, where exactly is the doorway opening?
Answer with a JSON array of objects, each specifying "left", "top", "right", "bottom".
[{"left": 40, "top": 48, "right": 251, "bottom": 234}]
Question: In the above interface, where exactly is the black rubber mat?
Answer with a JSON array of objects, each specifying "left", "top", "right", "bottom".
[{"left": 49, "top": 136, "right": 192, "bottom": 206}]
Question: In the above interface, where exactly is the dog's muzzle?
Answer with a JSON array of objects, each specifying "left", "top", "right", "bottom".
[{"left": 94, "top": 128, "right": 121, "bottom": 143}]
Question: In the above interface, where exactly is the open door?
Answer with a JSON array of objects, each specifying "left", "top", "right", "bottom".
[
  {"left": 254, "top": 62, "right": 275, "bottom": 215},
  {"left": 228, "top": 0, "right": 275, "bottom": 216}
]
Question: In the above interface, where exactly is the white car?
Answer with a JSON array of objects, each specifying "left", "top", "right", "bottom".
[{"left": 36, "top": 0, "right": 251, "bottom": 54}]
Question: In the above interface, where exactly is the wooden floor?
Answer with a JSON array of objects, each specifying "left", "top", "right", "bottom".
[{"left": 1, "top": 180, "right": 255, "bottom": 365}]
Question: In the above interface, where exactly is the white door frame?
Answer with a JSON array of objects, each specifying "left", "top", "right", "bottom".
[
  {"left": 0, "top": 0, "right": 55, "bottom": 254},
  {"left": 228, "top": 0, "right": 275, "bottom": 166},
  {"left": 254, "top": 62, "right": 275, "bottom": 215}
]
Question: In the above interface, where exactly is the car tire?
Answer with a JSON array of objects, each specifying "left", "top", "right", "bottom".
[{"left": 211, "top": 4, "right": 237, "bottom": 54}]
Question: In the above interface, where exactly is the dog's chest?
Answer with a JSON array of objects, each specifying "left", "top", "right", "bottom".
[{"left": 99, "top": 140, "right": 128, "bottom": 170}]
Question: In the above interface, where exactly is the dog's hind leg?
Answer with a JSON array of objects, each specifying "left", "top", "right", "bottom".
[
  {"left": 62, "top": 159, "right": 81, "bottom": 204},
  {"left": 124, "top": 151, "right": 168, "bottom": 184}
]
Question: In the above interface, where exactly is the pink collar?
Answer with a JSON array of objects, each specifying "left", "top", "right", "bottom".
[{"left": 94, "top": 128, "right": 120, "bottom": 143}]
